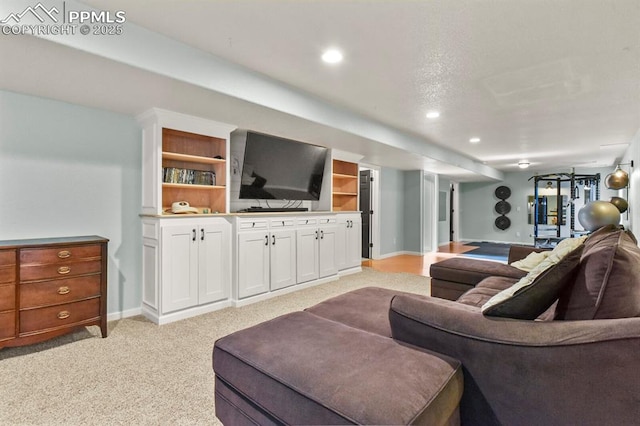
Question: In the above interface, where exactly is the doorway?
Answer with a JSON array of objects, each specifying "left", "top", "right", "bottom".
[{"left": 359, "top": 166, "right": 379, "bottom": 259}]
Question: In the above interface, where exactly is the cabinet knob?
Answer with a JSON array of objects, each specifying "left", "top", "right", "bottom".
[
  {"left": 57, "top": 286, "right": 70, "bottom": 295},
  {"left": 320, "top": 230, "right": 324, "bottom": 239},
  {"left": 201, "top": 228, "right": 205, "bottom": 241},
  {"left": 57, "top": 266, "right": 71, "bottom": 275},
  {"left": 265, "top": 235, "right": 269, "bottom": 246},
  {"left": 57, "top": 250, "right": 71, "bottom": 259},
  {"left": 192, "top": 229, "right": 196, "bottom": 241},
  {"left": 57, "top": 310, "right": 70, "bottom": 320},
  {"left": 272, "top": 235, "right": 276, "bottom": 245}
]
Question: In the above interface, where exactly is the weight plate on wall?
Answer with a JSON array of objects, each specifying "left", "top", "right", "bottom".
[
  {"left": 495, "top": 185, "right": 511, "bottom": 200},
  {"left": 495, "top": 215, "right": 511, "bottom": 230},
  {"left": 495, "top": 200, "right": 511, "bottom": 215}
]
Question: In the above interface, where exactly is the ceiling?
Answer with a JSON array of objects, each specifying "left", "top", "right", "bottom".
[{"left": 2, "top": 0, "right": 639, "bottom": 181}]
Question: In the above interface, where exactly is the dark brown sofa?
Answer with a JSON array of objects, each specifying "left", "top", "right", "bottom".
[
  {"left": 429, "top": 245, "right": 549, "bottom": 300},
  {"left": 213, "top": 225, "right": 640, "bottom": 425}
]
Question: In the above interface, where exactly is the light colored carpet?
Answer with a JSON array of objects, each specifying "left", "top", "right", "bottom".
[{"left": 0, "top": 268, "right": 430, "bottom": 425}]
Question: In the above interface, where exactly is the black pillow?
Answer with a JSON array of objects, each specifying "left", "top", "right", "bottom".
[{"left": 482, "top": 245, "right": 584, "bottom": 320}]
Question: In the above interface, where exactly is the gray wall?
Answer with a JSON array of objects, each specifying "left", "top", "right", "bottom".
[
  {"left": 0, "top": 90, "right": 142, "bottom": 316},
  {"left": 379, "top": 167, "right": 405, "bottom": 255},
  {"left": 438, "top": 177, "right": 451, "bottom": 245},
  {"left": 403, "top": 170, "right": 423, "bottom": 253},
  {"left": 459, "top": 168, "right": 618, "bottom": 244}
]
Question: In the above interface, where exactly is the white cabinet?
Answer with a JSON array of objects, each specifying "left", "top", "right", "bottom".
[
  {"left": 236, "top": 218, "right": 297, "bottom": 298},
  {"left": 337, "top": 214, "right": 362, "bottom": 271},
  {"left": 142, "top": 217, "right": 231, "bottom": 324},
  {"left": 296, "top": 218, "right": 337, "bottom": 284}
]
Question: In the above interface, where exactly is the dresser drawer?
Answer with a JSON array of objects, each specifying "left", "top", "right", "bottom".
[
  {"left": 20, "top": 275, "right": 101, "bottom": 309},
  {"left": 0, "top": 283, "right": 15, "bottom": 312},
  {"left": 0, "top": 310, "right": 15, "bottom": 340},
  {"left": 20, "top": 260, "right": 102, "bottom": 282},
  {"left": 20, "top": 297, "right": 100, "bottom": 334},
  {"left": 0, "top": 264, "right": 15, "bottom": 285},
  {"left": 20, "top": 244, "right": 101, "bottom": 265}
]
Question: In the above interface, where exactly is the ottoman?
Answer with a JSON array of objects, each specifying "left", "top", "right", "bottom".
[{"left": 213, "top": 311, "right": 463, "bottom": 425}]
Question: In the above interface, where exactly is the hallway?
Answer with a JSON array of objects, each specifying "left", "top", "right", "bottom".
[{"left": 362, "top": 242, "right": 478, "bottom": 278}]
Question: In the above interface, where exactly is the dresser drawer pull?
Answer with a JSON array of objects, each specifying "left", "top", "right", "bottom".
[
  {"left": 57, "top": 266, "right": 71, "bottom": 275},
  {"left": 57, "top": 250, "right": 72, "bottom": 259},
  {"left": 57, "top": 310, "right": 70, "bottom": 320},
  {"left": 57, "top": 286, "right": 70, "bottom": 295}
]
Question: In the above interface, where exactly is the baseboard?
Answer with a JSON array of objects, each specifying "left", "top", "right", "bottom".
[
  {"left": 376, "top": 250, "right": 424, "bottom": 259},
  {"left": 107, "top": 307, "right": 143, "bottom": 322},
  {"left": 458, "top": 237, "right": 534, "bottom": 246},
  {"left": 232, "top": 275, "right": 339, "bottom": 308},
  {"left": 338, "top": 266, "right": 362, "bottom": 277}
]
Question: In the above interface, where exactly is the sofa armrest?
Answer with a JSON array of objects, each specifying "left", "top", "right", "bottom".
[
  {"left": 389, "top": 294, "right": 640, "bottom": 425},
  {"left": 507, "top": 244, "right": 549, "bottom": 264}
]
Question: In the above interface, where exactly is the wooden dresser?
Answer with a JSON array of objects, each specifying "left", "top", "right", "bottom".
[{"left": 0, "top": 236, "right": 108, "bottom": 349}]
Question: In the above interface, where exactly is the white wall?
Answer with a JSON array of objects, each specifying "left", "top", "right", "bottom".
[{"left": 0, "top": 90, "right": 142, "bottom": 317}]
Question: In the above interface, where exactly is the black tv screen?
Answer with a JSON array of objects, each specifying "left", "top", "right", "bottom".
[{"left": 239, "top": 132, "right": 328, "bottom": 200}]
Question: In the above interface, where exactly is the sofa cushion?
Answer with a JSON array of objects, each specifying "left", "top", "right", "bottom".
[
  {"left": 213, "top": 311, "right": 463, "bottom": 425},
  {"left": 481, "top": 241, "right": 585, "bottom": 320},
  {"left": 556, "top": 226, "right": 640, "bottom": 320},
  {"left": 429, "top": 257, "right": 526, "bottom": 286},
  {"left": 456, "top": 276, "right": 518, "bottom": 307},
  {"left": 305, "top": 287, "right": 429, "bottom": 337}
]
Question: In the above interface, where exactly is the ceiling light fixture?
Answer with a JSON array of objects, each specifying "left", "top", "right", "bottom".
[
  {"left": 518, "top": 160, "right": 530, "bottom": 169},
  {"left": 426, "top": 111, "right": 440, "bottom": 119},
  {"left": 321, "top": 49, "right": 343, "bottom": 64},
  {"left": 469, "top": 137, "right": 481, "bottom": 143}
]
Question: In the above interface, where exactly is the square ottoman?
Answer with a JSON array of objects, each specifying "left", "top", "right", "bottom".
[{"left": 213, "top": 311, "right": 463, "bottom": 425}]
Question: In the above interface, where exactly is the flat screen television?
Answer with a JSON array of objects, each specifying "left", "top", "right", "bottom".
[{"left": 239, "top": 131, "right": 328, "bottom": 200}]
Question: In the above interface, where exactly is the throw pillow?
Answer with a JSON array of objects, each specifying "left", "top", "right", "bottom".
[
  {"left": 510, "top": 250, "right": 551, "bottom": 272},
  {"left": 481, "top": 240, "right": 585, "bottom": 320},
  {"left": 555, "top": 226, "right": 640, "bottom": 320}
]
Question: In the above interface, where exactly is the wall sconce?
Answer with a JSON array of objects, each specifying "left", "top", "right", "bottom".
[{"left": 605, "top": 164, "right": 630, "bottom": 190}]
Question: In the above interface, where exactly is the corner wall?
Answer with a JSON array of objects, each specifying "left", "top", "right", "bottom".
[{"left": 0, "top": 90, "right": 142, "bottom": 317}]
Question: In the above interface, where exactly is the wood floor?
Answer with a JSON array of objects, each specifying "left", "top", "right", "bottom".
[{"left": 362, "top": 242, "right": 478, "bottom": 277}]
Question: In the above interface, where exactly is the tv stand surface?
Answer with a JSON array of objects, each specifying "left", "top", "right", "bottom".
[{"left": 239, "top": 207, "right": 309, "bottom": 213}]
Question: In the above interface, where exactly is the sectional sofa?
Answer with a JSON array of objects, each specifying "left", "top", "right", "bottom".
[{"left": 213, "top": 225, "right": 640, "bottom": 425}]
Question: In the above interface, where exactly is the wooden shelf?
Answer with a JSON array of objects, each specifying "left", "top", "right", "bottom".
[
  {"left": 332, "top": 159, "right": 358, "bottom": 212},
  {"left": 162, "top": 183, "right": 225, "bottom": 190},
  {"left": 333, "top": 173, "right": 357, "bottom": 180},
  {"left": 162, "top": 151, "right": 226, "bottom": 165}
]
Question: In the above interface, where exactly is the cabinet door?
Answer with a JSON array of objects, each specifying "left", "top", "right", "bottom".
[
  {"left": 335, "top": 218, "right": 348, "bottom": 271},
  {"left": 161, "top": 225, "right": 199, "bottom": 314},
  {"left": 270, "top": 230, "right": 297, "bottom": 291},
  {"left": 237, "top": 231, "right": 270, "bottom": 298},
  {"left": 296, "top": 228, "right": 319, "bottom": 284},
  {"left": 198, "top": 222, "right": 231, "bottom": 304},
  {"left": 346, "top": 216, "right": 363, "bottom": 268},
  {"left": 319, "top": 225, "right": 338, "bottom": 278}
]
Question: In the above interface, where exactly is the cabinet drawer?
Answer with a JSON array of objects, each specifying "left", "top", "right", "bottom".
[
  {"left": 0, "top": 310, "right": 15, "bottom": 340},
  {"left": 20, "top": 275, "right": 101, "bottom": 309},
  {"left": 20, "top": 244, "right": 101, "bottom": 265},
  {"left": 319, "top": 217, "right": 337, "bottom": 225},
  {"left": 0, "top": 284, "right": 15, "bottom": 312},
  {"left": 0, "top": 249, "right": 16, "bottom": 265},
  {"left": 270, "top": 219, "right": 295, "bottom": 228},
  {"left": 239, "top": 220, "right": 268, "bottom": 230},
  {"left": 297, "top": 218, "right": 317, "bottom": 226},
  {"left": 0, "top": 264, "right": 15, "bottom": 284},
  {"left": 20, "top": 297, "right": 100, "bottom": 334},
  {"left": 20, "top": 260, "right": 102, "bottom": 282}
]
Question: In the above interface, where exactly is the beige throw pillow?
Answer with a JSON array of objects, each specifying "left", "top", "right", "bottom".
[{"left": 510, "top": 251, "right": 551, "bottom": 272}]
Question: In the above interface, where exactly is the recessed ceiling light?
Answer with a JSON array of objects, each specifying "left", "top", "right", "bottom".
[
  {"left": 321, "top": 49, "right": 343, "bottom": 64},
  {"left": 426, "top": 111, "right": 440, "bottom": 119},
  {"left": 469, "top": 137, "right": 481, "bottom": 143},
  {"left": 518, "top": 160, "right": 530, "bottom": 169}
]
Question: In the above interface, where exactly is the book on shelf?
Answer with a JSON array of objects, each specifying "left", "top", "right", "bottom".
[{"left": 163, "top": 167, "right": 216, "bottom": 186}]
